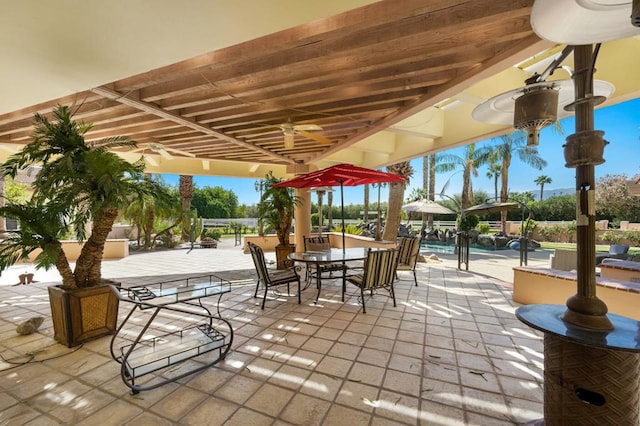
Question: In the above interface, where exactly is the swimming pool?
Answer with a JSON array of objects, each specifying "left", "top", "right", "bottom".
[{"left": 420, "top": 242, "right": 510, "bottom": 254}]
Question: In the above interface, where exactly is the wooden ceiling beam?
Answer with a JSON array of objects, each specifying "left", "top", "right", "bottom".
[
  {"left": 112, "top": 0, "right": 476, "bottom": 91},
  {"left": 91, "top": 86, "right": 296, "bottom": 164},
  {"left": 314, "top": 33, "right": 545, "bottom": 162},
  {"left": 138, "top": 5, "right": 531, "bottom": 104}
]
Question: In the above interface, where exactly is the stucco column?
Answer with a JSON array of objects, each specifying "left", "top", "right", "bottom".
[{"left": 294, "top": 188, "right": 311, "bottom": 251}]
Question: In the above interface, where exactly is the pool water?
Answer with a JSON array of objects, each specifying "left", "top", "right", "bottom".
[{"left": 421, "top": 242, "right": 510, "bottom": 254}]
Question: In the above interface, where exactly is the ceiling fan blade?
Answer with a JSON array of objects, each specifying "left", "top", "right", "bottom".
[
  {"left": 163, "top": 147, "right": 196, "bottom": 157},
  {"left": 284, "top": 133, "right": 295, "bottom": 149},
  {"left": 143, "top": 155, "right": 159, "bottom": 167},
  {"left": 298, "top": 130, "right": 332, "bottom": 145},
  {"left": 129, "top": 146, "right": 146, "bottom": 153},
  {"left": 293, "top": 124, "right": 322, "bottom": 131},
  {"left": 158, "top": 149, "right": 174, "bottom": 160}
]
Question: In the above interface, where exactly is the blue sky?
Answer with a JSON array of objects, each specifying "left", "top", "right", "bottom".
[{"left": 162, "top": 98, "right": 640, "bottom": 206}]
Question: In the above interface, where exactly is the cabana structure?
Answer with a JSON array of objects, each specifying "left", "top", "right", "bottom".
[{"left": 1, "top": 2, "right": 640, "bottom": 423}]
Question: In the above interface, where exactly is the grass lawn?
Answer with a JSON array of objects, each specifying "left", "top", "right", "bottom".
[{"left": 540, "top": 241, "right": 640, "bottom": 256}]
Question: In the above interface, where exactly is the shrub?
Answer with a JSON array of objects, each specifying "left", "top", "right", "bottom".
[
  {"left": 202, "top": 228, "right": 222, "bottom": 240},
  {"left": 344, "top": 224, "right": 361, "bottom": 235},
  {"left": 623, "top": 230, "right": 640, "bottom": 247},
  {"left": 538, "top": 222, "right": 576, "bottom": 243},
  {"left": 157, "top": 232, "right": 179, "bottom": 248},
  {"left": 458, "top": 214, "right": 479, "bottom": 232},
  {"left": 564, "top": 221, "right": 577, "bottom": 243},
  {"left": 600, "top": 230, "right": 623, "bottom": 244},
  {"left": 536, "top": 226, "right": 552, "bottom": 241},
  {"left": 476, "top": 222, "right": 491, "bottom": 234},
  {"left": 521, "top": 218, "right": 537, "bottom": 236}
]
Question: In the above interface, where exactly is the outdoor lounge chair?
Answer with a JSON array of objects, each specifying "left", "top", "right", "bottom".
[
  {"left": 346, "top": 248, "right": 399, "bottom": 313},
  {"left": 596, "top": 244, "right": 629, "bottom": 265},
  {"left": 396, "top": 236, "right": 422, "bottom": 286},
  {"left": 248, "top": 242, "right": 301, "bottom": 309}
]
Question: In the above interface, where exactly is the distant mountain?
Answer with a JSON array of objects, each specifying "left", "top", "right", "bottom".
[{"left": 526, "top": 187, "right": 574, "bottom": 200}]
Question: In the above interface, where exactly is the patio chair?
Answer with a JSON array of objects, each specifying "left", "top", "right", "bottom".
[
  {"left": 596, "top": 244, "right": 630, "bottom": 265},
  {"left": 396, "top": 236, "right": 422, "bottom": 286},
  {"left": 303, "top": 236, "right": 345, "bottom": 286},
  {"left": 345, "top": 248, "right": 399, "bottom": 313},
  {"left": 248, "top": 242, "right": 301, "bottom": 309}
]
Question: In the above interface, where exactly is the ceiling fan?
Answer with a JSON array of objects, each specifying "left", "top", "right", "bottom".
[
  {"left": 275, "top": 119, "right": 332, "bottom": 148},
  {"left": 130, "top": 142, "right": 196, "bottom": 165}
]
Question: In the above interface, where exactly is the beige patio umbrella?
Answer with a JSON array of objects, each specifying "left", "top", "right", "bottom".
[{"left": 401, "top": 199, "right": 456, "bottom": 215}]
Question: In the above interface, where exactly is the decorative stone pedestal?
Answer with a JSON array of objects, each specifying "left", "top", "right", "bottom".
[{"left": 517, "top": 304, "right": 640, "bottom": 425}]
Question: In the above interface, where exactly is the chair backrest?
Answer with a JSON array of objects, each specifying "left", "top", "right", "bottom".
[
  {"left": 304, "top": 236, "right": 331, "bottom": 251},
  {"left": 397, "top": 236, "right": 422, "bottom": 268},
  {"left": 361, "top": 248, "right": 399, "bottom": 290},
  {"left": 248, "top": 242, "right": 271, "bottom": 284},
  {"left": 610, "top": 244, "right": 629, "bottom": 255}
]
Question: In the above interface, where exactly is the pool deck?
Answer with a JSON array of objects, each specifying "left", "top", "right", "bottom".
[{"left": 0, "top": 238, "right": 550, "bottom": 425}]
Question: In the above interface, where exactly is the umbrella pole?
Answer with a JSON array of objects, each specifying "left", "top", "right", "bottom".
[
  {"left": 318, "top": 190, "right": 324, "bottom": 237},
  {"left": 376, "top": 184, "right": 382, "bottom": 241},
  {"left": 341, "top": 182, "right": 345, "bottom": 253}
]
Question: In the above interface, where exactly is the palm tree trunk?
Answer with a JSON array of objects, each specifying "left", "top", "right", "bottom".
[
  {"left": 55, "top": 245, "right": 76, "bottom": 289},
  {"left": 144, "top": 208, "right": 154, "bottom": 249},
  {"left": 461, "top": 167, "right": 471, "bottom": 209},
  {"left": 74, "top": 207, "right": 119, "bottom": 287},
  {"left": 500, "top": 159, "right": 510, "bottom": 234},
  {"left": 422, "top": 156, "right": 428, "bottom": 230},
  {"left": 428, "top": 154, "right": 435, "bottom": 228},
  {"left": 179, "top": 175, "right": 193, "bottom": 241},
  {"left": 382, "top": 182, "right": 405, "bottom": 241}
]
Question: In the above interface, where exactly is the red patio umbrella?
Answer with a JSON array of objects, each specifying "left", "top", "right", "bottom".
[{"left": 273, "top": 163, "right": 406, "bottom": 250}]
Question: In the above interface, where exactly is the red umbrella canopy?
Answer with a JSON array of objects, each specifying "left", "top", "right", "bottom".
[{"left": 273, "top": 163, "right": 406, "bottom": 188}]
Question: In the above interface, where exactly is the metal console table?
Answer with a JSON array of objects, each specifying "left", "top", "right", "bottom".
[{"left": 109, "top": 274, "right": 234, "bottom": 394}]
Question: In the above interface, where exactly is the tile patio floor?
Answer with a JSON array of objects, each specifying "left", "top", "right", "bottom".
[{"left": 0, "top": 239, "right": 550, "bottom": 425}]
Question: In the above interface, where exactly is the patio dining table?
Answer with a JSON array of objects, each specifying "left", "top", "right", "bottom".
[{"left": 289, "top": 247, "right": 379, "bottom": 302}]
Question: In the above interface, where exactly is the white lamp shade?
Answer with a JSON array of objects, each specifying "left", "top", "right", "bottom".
[
  {"left": 531, "top": 0, "right": 640, "bottom": 44},
  {"left": 472, "top": 79, "right": 615, "bottom": 125}
]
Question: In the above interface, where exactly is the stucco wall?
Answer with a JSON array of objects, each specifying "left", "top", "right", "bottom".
[{"left": 27, "top": 239, "right": 129, "bottom": 261}]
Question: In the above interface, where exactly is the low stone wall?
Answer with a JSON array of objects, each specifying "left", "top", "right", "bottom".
[
  {"left": 243, "top": 235, "right": 296, "bottom": 254},
  {"left": 325, "top": 232, "right": 396, "bottom": 249},
  {"left": 600, "top": 259, "right": 640, "bottom": 282},
  {"left": 27, "top": 239, "right": 130, "bottom": 262},
  {"left": 513, "top": 266, "right": 640, "bottom": 321}
]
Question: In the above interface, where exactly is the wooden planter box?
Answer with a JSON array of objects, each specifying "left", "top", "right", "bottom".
[{"left": 48, "top": 281, "right": 120, "bottom": 347}]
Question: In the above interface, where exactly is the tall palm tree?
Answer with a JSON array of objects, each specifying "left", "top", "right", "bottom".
[
  {"left": 428, "top": 154, "right": 436, "bottom": 228},
  {"left": 0, "top": 105, "right": 166, "bottom": 288},
  {"left": 534, "top": 175, "right": 552, "bottom": 201},
  {"left": 485, "top": 151, "right": 501, "bottom": 200},
  {"left": 490, "top": 131, "right": 547, "bottom": 232},
  {"left": 436, "top": 144, "right": 489, "bottom": 209},
  {"left": 124, "top": 177, "right": 183, "bottom": 249},
  {"left": 179, "top": 174, "right": 194, "bottom": 241},
  {"left": 422, "top": 154, "right": 438, "bottom": 229},
  {"left": 383, "top": 161, "right": 413, "bottom": 241}
]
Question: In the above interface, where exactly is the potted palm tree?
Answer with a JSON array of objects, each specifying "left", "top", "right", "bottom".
[
  {"left": 257, "top": 172, "right": 301, "bottom": 269},
  {"left": 0, "top": 105, "right": 167, "bottom": 347}
]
